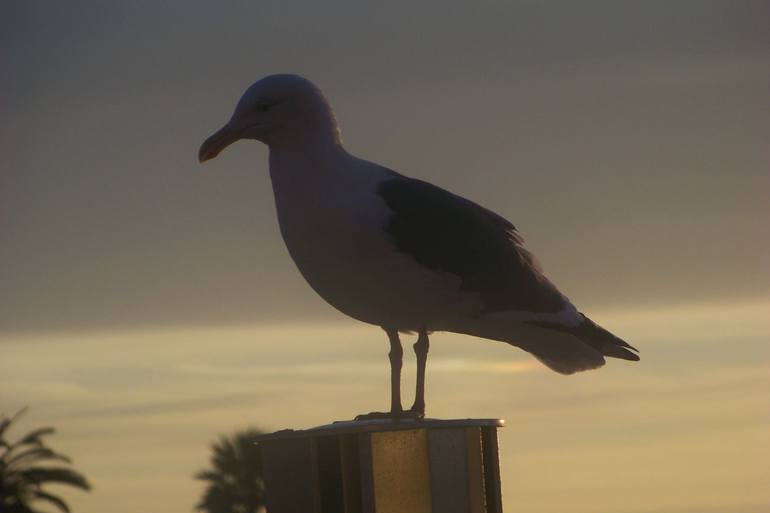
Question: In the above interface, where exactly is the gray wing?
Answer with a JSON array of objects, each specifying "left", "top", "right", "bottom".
[
  {"left": 377, "top": 174, "right": 639, "bottom": 366},
  {"left": 377, "top": 174, "right": 566, "bottom": 315}
]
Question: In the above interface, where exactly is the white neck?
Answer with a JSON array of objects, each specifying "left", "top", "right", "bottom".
[
  {"left": 267, "top": 139, "right": 352, "bottom": 199},
  {"left": 269, "top": 137, "right": 347, "bottom": 169}
]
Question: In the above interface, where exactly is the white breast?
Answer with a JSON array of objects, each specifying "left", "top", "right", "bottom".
[{"left": 268, "top": 152, "right": 480, "bottom": 328}]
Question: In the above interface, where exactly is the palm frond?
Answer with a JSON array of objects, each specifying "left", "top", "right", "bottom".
[
  {"left": 194, "top": 470, "right": 227, "bottom": 484},
  {"left": 1, "top": 410, "right": 90, "bottom": 513},
  {"left": 195, "top": 428, "right": 265, "bottom": 513},
  {"left": 0, "top": 408, "right": 28, "bottom": 443},
  {"left": 6, "top": 447, "right": 72, "bottom": 468},
  {"left": 30, "top": 490, "right": 70, "bottom": 513},
  {"left": 1, "top": 486, "right": 44, "bottom": 513},
  {"left": 18, "top": 467, "right": 91, "bottom": 491},
  {"left": 14, "top": 428, "right": 55, "bottom": 448},
  {"left": 195, "top": 484, "right": 233, "bottom": 513}
]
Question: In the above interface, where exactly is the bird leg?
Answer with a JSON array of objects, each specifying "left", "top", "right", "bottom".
[
  {"left": 356, "top": 328, "right": 424, "bottom": 421},
  {"left": 409, "top": 328, "right": 429, "bottom": 418},
  {"left": 386, "top": 328, "right": 404, "bottom": 416}
]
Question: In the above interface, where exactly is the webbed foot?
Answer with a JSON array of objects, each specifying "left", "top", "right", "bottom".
[{"left": 354, "top": 408, "right": 425, "bottom": 421}]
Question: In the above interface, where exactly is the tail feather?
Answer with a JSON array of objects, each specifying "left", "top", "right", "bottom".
[
  {"left": 449, "top": 310, "right": 639, "bottom": 375},
  {"left": 530, "top": 313, "right": 639, "bottom": 362},
  {"left": 575, "top": 314, "right": 639, "bottom": 361}
]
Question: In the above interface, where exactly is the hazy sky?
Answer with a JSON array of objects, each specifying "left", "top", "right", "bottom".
[
  {"left": 2, "top": 2, "right": 769, "bottom": 513},
  {"left": 2, "top": 0, "right": 768, "bottom": 333}
]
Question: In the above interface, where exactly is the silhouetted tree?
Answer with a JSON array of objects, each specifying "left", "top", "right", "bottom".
[
  {"left": 195, "top": 428, "right": 265, "bottom": 513},
  {"left": 0, "top": 408, "right": 91, "bottom": 513}
]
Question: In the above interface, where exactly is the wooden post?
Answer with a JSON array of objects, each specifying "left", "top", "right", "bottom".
[{"left": 257, "top": 418, "right": 504, "bottom": 513}]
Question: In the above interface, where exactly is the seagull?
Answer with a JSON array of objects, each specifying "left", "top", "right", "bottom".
[{"left": 199, "top": 74, "right": 639, "bottom": 420}]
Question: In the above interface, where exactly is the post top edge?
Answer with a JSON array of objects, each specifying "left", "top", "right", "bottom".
[{"left": 254, "top": 418, "right": 505, "bottom": 442}]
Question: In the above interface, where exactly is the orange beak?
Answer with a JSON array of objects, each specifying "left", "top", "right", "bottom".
[{"left": 198, "top": 122, "right": 240, "bottom": 163}]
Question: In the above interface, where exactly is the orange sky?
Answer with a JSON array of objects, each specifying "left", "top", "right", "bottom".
[{"left": 2, "top": 300, "right": 769, "bottom": 513}]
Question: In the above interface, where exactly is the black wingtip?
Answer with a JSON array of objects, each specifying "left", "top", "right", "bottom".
[
  {"left": 578, "top": 314, "right": 640, "bottom": 362},
  {"left": 602, "top": 344, "right": 641, "bottom": 361}
]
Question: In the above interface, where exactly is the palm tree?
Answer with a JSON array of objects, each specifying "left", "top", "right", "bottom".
[
  {"left": 0, "top": 408, "right": 91, "bottom": 513},
  {"left": 195, "top": 428, "right": 265, "bottom": 513}
]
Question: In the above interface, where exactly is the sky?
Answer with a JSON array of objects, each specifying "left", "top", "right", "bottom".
[{"left": 1, "top": 1, "right": 769, "bottom": 512}]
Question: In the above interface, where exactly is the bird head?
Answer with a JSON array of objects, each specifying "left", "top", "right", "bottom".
[{"left": 198, "top": 74, "right": 340, "bottom": 162}]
